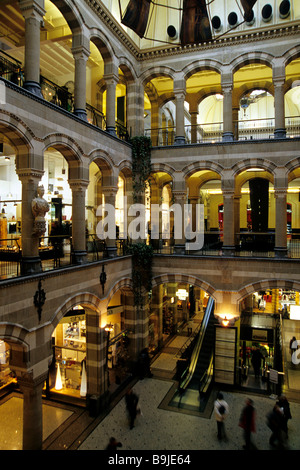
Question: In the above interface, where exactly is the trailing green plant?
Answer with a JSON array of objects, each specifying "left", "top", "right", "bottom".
[
  {"left": 127, "top": 242, "right": 153, "bottom": 310},
  {"left": 130, "top": 135, "right": 152, "bottom": 202}
]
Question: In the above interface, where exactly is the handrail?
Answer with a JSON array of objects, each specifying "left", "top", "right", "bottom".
[
  {"left": 199, "top": 353, "right": 214, "bottom": 394},
  {"left": 179, "top": 296, "right": 214, "bottom": 392}
]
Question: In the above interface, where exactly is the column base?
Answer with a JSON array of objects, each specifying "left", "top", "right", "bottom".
[
  {"left": 106, "top": 126, "right": 117, "bottom": 136},
  {"left": 274, "top": 128, "right": 286, "bottom": 139},
  {"left": 174, "top": 244, "right": 186, "bottom": 254},
  {"left": 21, "top": 256, "right": 42, "bottom": 275},
  {"left": 23, "top": 81, "right": 43, "bottom": 98},
  {"left": 106, "top": 246, "right": 117, "bottom": 257},
  {"left": 222, "top": 245, "right": 235, "bottom": 256},
  {"left": 274, "top": 247, "right": 287, "bottom": 258},
  {"left": 74, "top": 109, "right": 87, "bottom": 120},
  {"left": 222, "top": 132, "right": 234, "bottom": 142},
  {"left": 72, "top": 250, "right": 87, "bottom": 264},
  {"left": 174, "top": 136, "right": 185, "bottom": 145}
]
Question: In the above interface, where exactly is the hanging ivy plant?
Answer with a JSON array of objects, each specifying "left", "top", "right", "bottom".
[
  {"left": 130, "top": 135, "right": 152, "bottom": 202},
  {"left": 127, "top": 136, "right": 153, "bottom": 309},
  {"left": 127, "top": 242, "right": 153, "bottom": 310}
]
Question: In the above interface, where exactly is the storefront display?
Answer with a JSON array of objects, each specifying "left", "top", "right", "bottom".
[{"left": 52, "top": 307, "right": 86, "bottom": 398}]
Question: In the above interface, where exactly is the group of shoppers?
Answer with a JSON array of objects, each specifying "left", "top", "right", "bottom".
[{"left": 214, "top": 392, "right": 292, "bottom": 450}]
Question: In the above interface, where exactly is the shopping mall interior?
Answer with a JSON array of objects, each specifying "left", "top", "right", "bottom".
[{"left": 0, "top": 0, "right": 300, "bottom": 451}]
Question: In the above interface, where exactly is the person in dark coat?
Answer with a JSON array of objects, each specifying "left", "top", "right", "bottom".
[
  {"left": 251, "top": 348, "right": 263, "bottom": 378},
  {"left": 267, "top": 404, "right": 286, "bottom": 449},
  {"left": 277, "top": 395, "right": 292, "bottom": 437},
  {"left": 125, "top": 388, "right": 139, "bottom": 429},
  {"left": 106, "top": 437, "right": 122, "bottom": 451},
  {"left": 239, "top": 398, "right": 256, "bottom": 450}
]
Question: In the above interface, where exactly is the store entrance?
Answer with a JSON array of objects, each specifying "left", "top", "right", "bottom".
[{"left": 238, "top": 337, "right": 274, "bottom": 392}]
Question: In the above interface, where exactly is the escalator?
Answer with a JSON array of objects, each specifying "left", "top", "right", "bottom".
[
  {"left": 166, "top": 297, "right": 217, "bottom": 413},
  {"left": 179, "top": 297, "right": 216, "bottom": 394}
]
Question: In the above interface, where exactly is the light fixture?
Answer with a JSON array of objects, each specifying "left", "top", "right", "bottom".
[
  {"left": 55, "top": 363, "right": 63, "bottom": 390},
  {"left": 4, "top": 156, "right": 10, "bottom": 161},
  {"left": 222, "top": 316, "right": 230, "bottom": 327},
  {"left": 80, "top": 360, "right": 87, "bottom": 397},
  {"left": 104, "top": 323, "right": 113, "bottom": 332}
]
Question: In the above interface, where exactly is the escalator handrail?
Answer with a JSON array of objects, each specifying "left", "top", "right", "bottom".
[{"left": 179, "top": 297, "right": 214, "bottom": 391}]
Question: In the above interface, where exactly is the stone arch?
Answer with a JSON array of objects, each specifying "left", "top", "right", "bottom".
[
  {"left": 0, "top": 112, "right": 34, "bottom": 164},
  {"left": 90, "top": 28, "right": 115, "bottom": 63},
  {"left": 182, "top": 160, "right": 224, "bottom": 179},
  {"left": 183, "top": 59, "right": 222, "bottom": 80},
  {"left": 283, "top": 44, "right": 300, "bottom": 67},
  {"left": 230, "top": 51, "right": 274, "bottom": 74},
  {"left": 140, "top": 66, "right": 175, "bottom": 87},
  {"left": 231, "top": 158, "right": 276, "bottom": 177},
  {"left": 50, "top": 291, "right": 103, "bottom": 331},
  {"left": 88, "top": 148, "right": 115, "bottom": 179},
  {"left": 50, "top": 0, "right": 84, "bottom": 33},
  {"left": 105, "top": 277, "right": 133, "bottom": 305},
  {"left": 237, "top": 279, "right": 300, "bottom": 304},
  {"left": 151, "top": 273, "right": 216, "bottom": 298},
  {"left": 43, "top": 133, "right": 83, "bottom": 164},
  {"left": 150, "top": 162, "right": 175, "bottom": 180}
]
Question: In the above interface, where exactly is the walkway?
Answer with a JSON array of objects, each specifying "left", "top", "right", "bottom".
[{"left": 0, "top": 316, "right": 300, "bottom": 453}]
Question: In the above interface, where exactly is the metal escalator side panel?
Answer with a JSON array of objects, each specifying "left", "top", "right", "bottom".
[{"left": 179, "top": 297, "right": 214, "bottom": 391}]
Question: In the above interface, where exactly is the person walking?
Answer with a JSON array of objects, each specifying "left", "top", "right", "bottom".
[
  {"left": 214, "top": 392, "right": 229, "bottom": 441},
  {"left": 267, "top": 404, "right": 286, "bottom": 449},
  {"left": 239, "top": 398, "right": 256, "bottom": 450},
  {"left": 105, "top": 437, "right": 122, "bottom": 451},
  {"left": 125, "top": 388, "right": 139, "bottom": 429},
  {"left": 277, "top": 395, "right": 292, "bottom": 438}
]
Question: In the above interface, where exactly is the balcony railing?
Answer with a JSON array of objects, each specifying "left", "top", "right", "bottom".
[
  {"left": 150, "top": 231, "right": 300, "bottom": 259},
  {"left": 145, "top": 116, "right": 300, "bottom": 146}
]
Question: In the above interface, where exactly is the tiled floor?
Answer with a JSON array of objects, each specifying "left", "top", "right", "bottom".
[{"left": 1, "top": 315, "right": 300, "bottom": 451}]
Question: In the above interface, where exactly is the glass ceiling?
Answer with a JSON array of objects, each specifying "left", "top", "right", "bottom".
[{"left": 101, "top": 0, "right": 300, "bottom": 49}]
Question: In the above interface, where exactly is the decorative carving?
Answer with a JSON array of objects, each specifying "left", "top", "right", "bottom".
[{"left": 32, "top": 185, "right": 49, "bottom": 236}]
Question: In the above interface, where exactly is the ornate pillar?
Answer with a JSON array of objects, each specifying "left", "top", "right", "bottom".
[
  {"left": 69, "top": 180, "right": 88, "bottom": 264},
  {"left": 72, "top": 45, "right": 90, "bottom": 120},
  {"left": 18, "top": 371, "right": 48, "bottom": 450},
  {"left": 19, "top": 0, "right": 45, "bottom": 97},
  {"left": 104, "top": 73, "right": 119, "bottom": 136},
  {"left": 273, "top": 77, "right": 286, "bottom": 139},
  {"left": 189, "top": 102, "right": 199, "bottom": 144},
  {"left": 127, "top": 81, "right": 144, "bottom": 137},
  {"left": 172, "top": 183, "right": 187, "bottom": 253},
  {"left": 17, "top": 170, "right": 43, "bottom": 274},
  {"left": 222, "top": 84, "right": 234, "bottom": 142},
  {"left": 274, "top": 189, "right": 287, "bottom": 257},
  {"left": 174, "top": 77, "right": 186, "bottom": 145},
  {"left": 102, "top": 185, "right": 118, "bottom": 257},
  {"left": 222, "top": 190, "right": 235, "bottom": 255}
]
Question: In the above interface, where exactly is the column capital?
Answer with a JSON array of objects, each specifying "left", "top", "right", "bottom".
[
  {"left": 16, "top": 169, "right": 44, "bottom": 181},
  {"left": 69, "top": 179, "right": 89, "bottom": 191},
  {"left": 17, "top": 369, "right": 48, "bottom": 390},
  {"left": 19, "top": 0, "right": 45, "bottom": 19}
]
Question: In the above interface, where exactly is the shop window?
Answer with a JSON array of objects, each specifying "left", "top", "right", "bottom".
[
  {"left": 0, "top": 340, "right": 15, "bottom": 391},
  {"left": 50, "top": 307, "right": 87, "bottom": 398}
]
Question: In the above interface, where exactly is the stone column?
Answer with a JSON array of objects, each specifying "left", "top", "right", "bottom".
[
  {"left": 102, "top": 186, "right": 118, "bottom": 257},
  {"left": 234, "top": 194, "right": 241, "bottom": 248},
  {"left": 72, "top": 40, "right": 90, "bottom": 120},
  {"left": 127, "top": 81, "right": 144, "bottom": 137},
  {"left": 273, "top": 77, "right": 286, "bottom": 139},
  {"left": 174, "top": 78, "right": 186, "bottom": 145},
  {"left": 152, "top": 284, "right": 164, "bottom": 349},
  {"left": 222, "top": 190, "right": 235, "bottom": 255},
  {"left": 18, "top": 372, "right": 47, "bottom": 450},
  {"left": 69, "top": 180, "right": 88, "bottom": 264},
  {"left": 189, "top": 102, "right": 199, "bottom": 143},
  {"left": 104, "top": 73, "right": 119, "bottom": 136},
  {"left": 222, "top": 84, "right": 234, "bottom": 142},
  {"left": 19, "top": 0, "right": 45, "bottom": 97},
  {"left": 172, "top": 184, "right": 187, "bottom": 254},
  {"left": 17, "top": 170, "right": 43, "bottom": 274},
  {"left": 274, "top": 189, "right": 287, "bottom": 257}
]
